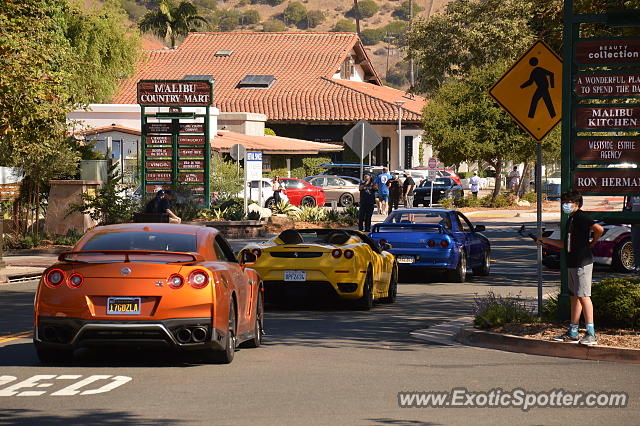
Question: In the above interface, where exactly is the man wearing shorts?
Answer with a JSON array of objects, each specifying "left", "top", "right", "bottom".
[
  {"left": 375, "top": 167, "right": 392, "bottom": 215},
  {"left": 536, "top": 190, "right": 603, "bottom": 345}
]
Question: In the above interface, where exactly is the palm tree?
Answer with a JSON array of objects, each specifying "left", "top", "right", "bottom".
[{"left": 138, "top": 0, "right": 209, "bottom": 49}]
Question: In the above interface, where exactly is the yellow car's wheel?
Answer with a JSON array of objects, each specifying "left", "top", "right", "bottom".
[
  {"left": 381, "top": 263, "right": 397, "bottom": 303},
  {"left": 354, "top": 268, "right": 374, "bottom": 310}
]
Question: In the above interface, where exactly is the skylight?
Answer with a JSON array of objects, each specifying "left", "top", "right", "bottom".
[
  {"left": 215, "top": 50, "right": 233, "bottom": 57},
  {"left": 183, "top": 75, "right": 214, "bottom": 81},
  {"left": 237, "top": 75, "right": 276, "bottom": 89}
]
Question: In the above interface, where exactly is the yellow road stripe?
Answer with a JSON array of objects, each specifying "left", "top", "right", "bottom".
[{"left": 0, "top": 331, "right": 32, "bottom": 344}]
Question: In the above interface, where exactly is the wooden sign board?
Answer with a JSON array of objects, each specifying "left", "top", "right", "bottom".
[
  {"left": 146, "top": 147, "right": 173, "bottom": 158},
  {"left": 178, "top": 135, "right": 205, "bottom": 145},
  {"left": 179, "top": 147, "right": 204, "bottom": 157},
  {"left": 147, "top": 135, "right": 172, "bottom": 145},
  {"left": 179, "top": 123, "right": 204, "bottom": 133},
  {"left": 137, "top": 80, "right": 212, "bottom": 106},
  {"left": 145, "top": 184, "right": 170, "bottom": 194},
  {"left": 144, "top": 123, "right": 172, "bottom": 134},
  {"left": 179, "top": 160, "right": 205, "bottom": 170},
  {"left": 178, "top": 172, "right": 204, "bottom": 183},
  {"left": 575, "top": 38, "right": 640, "bottom": 65},
  {"left": 574, "top": 72, "right": 640, "bottom": 97},
  {"left": 146, "top": 160, "right": 172, "bottom": 170},
  {"left": 574, "top": 105, "right": 640, "bottom": 130},
  {"left": 146, "top": 172, "right": 172, "bottom": 182},
  {"left": 186, "top": 185, "right": 205, "bottom": 194},
  {"left": 575, "top": 137, "right": 640, "bottom": 163},
  {"left": 574, "top": 169, "right": 640, "bottom": 195}
]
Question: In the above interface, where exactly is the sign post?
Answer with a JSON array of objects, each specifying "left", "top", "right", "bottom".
[
  {"left": 428, "top": 157, "right": 438, "bottom": 206},
  {"left": 138, "top": 79, "right": 213, "bottom": 208},
  {"left": 489, "top": 40, "right": 563, "bottom": 316},
  {"left": 342, "top": 120, "right": 382, "bottom": 181}
]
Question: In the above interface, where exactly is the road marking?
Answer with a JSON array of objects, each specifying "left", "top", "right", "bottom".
[
  {"left": 0, "top": 331, "right": 32, "bottom": 344},
  {"left": 0, "top": 375, "right": 133, "bottom": 396}
]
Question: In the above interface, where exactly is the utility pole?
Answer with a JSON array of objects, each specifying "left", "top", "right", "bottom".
[
  {"left": 353, "top": 0, "right": 361, "bottom": 35},
  {"left": 409, "top": 0, "right": 414, "bottom": 87}
]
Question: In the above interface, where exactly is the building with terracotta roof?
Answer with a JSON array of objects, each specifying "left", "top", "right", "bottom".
[{"left": 110, "top": 32, "right": 430, "bottom": 170}]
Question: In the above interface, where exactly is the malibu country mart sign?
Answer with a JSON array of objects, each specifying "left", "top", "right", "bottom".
[{"left": 137, "top": 81, "right": 212, "bottom": 106}]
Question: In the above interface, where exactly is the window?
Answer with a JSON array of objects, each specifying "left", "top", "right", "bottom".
[
  {"left": 310, "top": 177, "right": 324, "bottom": 186},
  {"left": 237, "top": 74, "right": 276, "bottom": 88},
  {"left": 214, "top": 235, "right": 237, "bottom": 262},
  {"left": 326, "top": 177, "right": 341, "bottom": 186},
  {"left": 282, "top": 179, "right": 304, "bottom": 189},
  {"left": 81, "top": 232, "right": 197, "bottom": 252},
  {"left": 340, "top": 56, "right": 355, "bottom": 79}
]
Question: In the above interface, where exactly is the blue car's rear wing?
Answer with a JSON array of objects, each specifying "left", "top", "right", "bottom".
[{"left": 371, "top": 223, "right": 446, "bottom": 233}]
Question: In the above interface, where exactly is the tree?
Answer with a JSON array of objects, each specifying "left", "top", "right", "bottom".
[
  {"left": 392, "top": 0, "right": 423, "bottom": 20},
  {"left": 241, "top": 10, "right": 260, "bottom": 25},
  {"left": 347, "top": 0, "right": 379, "bottom": 19},
  {"left": 138, "top": 0, "right": 209, "bottom": 49},
  {"left": 283, "top": 1, "right": 307, "bottom": 26},
  {"left": 306, "top": 10, "right": 325, "bottom": 28},
  {"left": 262, "top": 19, "right": 285, "bottom": 32},
  {"left": 360, "top": 28, "right": 384, "bottom": 45},
  {"left": 215, "top": 9, "right": 240, "bottom": 31},
  {"left": 421, "top": 61, "right": 560, "bottom": 203},
  {"left": 65, "top": 0, "right": 140, "bottom": 104},
  {"left": 332, "top": 19, "right": 356, "bottom": 32}
]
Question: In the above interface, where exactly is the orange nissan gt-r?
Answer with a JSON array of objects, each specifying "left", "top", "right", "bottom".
[{"left": 33, "top": 223, "right": 263, "bottom": 364}]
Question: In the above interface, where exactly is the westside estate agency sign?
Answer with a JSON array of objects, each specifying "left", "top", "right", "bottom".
[
  {"left": 574, "top": 137, "right": 640, "bottom": 162},
  {"left": 137, "top": 81, "right": 212, "bottom": 106}
]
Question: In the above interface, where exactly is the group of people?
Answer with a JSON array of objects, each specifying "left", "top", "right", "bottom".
[{"left": 357, "top": 168, "right": 415, "bottom": 232}]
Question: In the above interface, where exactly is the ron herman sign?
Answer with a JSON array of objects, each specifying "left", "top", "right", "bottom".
[{"left": 137, "top": 80, "right": 213, "bottom": 106}]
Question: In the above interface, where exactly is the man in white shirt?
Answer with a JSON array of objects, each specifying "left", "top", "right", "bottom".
[
  {"left": 469, "top": 172, "right": 481, "bottom": 197},
  {"left": 508, "top": 166, "right": 520, "bottom": 191}
]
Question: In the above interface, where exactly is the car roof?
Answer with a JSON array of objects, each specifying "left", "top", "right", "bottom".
[{"left": 388, "top": 208, "right": 454, "bottom": 214}]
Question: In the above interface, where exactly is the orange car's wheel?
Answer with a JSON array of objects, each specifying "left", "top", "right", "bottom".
[
  {"left": 207, "top": 302, "right": 236, "bottom": 364},
  {"left": 241, "top": 291, "right": 263, "bottom": 349}
]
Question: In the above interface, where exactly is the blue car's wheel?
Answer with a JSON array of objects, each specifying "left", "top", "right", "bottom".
[
  {"left": 447, "top": 251, "right": 466, "bottom": 283},
  {"left": 473, "top": 250, "right": 491, "bottom": 276}
]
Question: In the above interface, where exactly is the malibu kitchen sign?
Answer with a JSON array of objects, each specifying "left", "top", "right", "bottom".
[{"left": 137, "top": 81, "right": 212, "bottom": 106}]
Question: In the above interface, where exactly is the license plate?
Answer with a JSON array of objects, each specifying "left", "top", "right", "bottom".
[
  {"left": 107, "top": 297, "right": 141, "bottom": 315},
  {"left": 284, "top": 270, "right": 306, "bottom": 281},
  {"left": 397, "top": 256, "right": 415, "bottom": 264}
]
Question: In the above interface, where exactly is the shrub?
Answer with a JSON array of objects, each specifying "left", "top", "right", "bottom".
[
  {"left": 392, "top": 0, "right": 423, "bottom": 20},
  {"left": 216, "top": 9, "right": 241, "bottom": 31},
  {"left": 198, "top": 208, "right": 227, "bottom": 221},
  {"left": 480, "top": 192, "right": 517, "bottom": 208},
  {"left": 454, "top": 195, "right": 482, "bottom": 208},
  {"left": 53, "top": 229, "right": 83, "bottom": 246},
  {"left": 347, "top": 0, "right": 379, "bottom": 18},
  {"left": 264, "top": 127, "right": 276, "bottom": 136},
  {"left": 341, "top": 205, "right": 359, "bottom": 225},
  {"left": 474, "top": 291, "right": 535, "bottom": 329},
  {"left": 284, "top": 1, "right": 307, "bottom": 25},
  {"left": 295, "top": 206, "right": 326, "bottom": 223},
  {"left": 271, "top": 200, "right": 298, "bottom": 215},
  {"left": 332, "top": 19, "right": 356, "bottom": 32},
  {"left": 193, "top": 0, "right": 217, "bottom": 10},
  {"left": 325, "top": 208, "right": 341, "bottom": 223},
  {"left": 306, "top": 10, "right": 325, "bottom": 28},
  {"left": 6, "top": 232, "right": 44, "bottom": 250},
  {"left": 211, "top": 152, "right": 244, "bottom": 199},
  {"left": 384, "top": 20, "right": 407, "bottom": 36},
  {"left": 301, "top": 156, "right": 329, "bottom": 176},
  {"left": 267, "top": 0, "right": 285, "bottom": 5},
  {"left": 360, "top": 28, "right": 385, "bottom": 45},
  {"left": 241, "top": 9, "right": 261, "bottom": 25},
  {"left": 439, "top": 198, "right": 453, "bottom": 209},
  {"left": 262, "top": 19, "right": 286, "bottom": 32},
  {"left": 521, "top": 191, "right": 538, "bottom": 204}
]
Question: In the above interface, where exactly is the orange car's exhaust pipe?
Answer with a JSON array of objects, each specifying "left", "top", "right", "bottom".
[
  {"left": 176, "top": 328, "right": 192, "bottom": 344},
  {"left": 191, "top": 327, "right": 207, "bottom": 343}
]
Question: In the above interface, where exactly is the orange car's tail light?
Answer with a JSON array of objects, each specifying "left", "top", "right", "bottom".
[
  {"left": 45, "top": 269, "right": 65, "bottom": 288},
  {"left": 168, "top": 274, "right": 184, "bottom": 289},
  {"left": 331, "top": 249, "right": 342, "bottom": 258},
  {"left": 344, "top": 249, "right": 354, "bottom": 259},
  {"left": 188, "top": 270, "right": 210, "bottom": 289},
  {"left": 68, "top": 273, "right": 84, "bottom": 288},
  {"left": 251, "top": 248, "right": 262, "bottom": 258}
]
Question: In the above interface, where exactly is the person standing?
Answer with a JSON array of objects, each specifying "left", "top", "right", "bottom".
[
  {"left": 535, "top": 190, "right": 603, "bottom": 345},
  {"left": 402, "top": 172, "right": 416, "bottom": 208},
  {"left": 272, "top": 176, "right": 283, "bottom": 204},
  {"left": 375, "top": 167, "right": 392, "bottom": 215},
  {"left": 145, "top": 190, "right": 181, "bottom": 223},
  {"left": 469, "top": 172, "right": 481, "bottom": 197},
  {"left": 358, "top": 174, "right": 378, "bottom": 232},
  {"left": 508, "top": 166, "right": 520, "bottom": 191},
  {"left": 388, "top": 173, "right": 402, "bottom": 215},
  {"left": 624, "top": 196, "right": 640, "bottom": 273}
]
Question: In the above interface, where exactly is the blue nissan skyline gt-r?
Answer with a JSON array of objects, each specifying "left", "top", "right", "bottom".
[{"left": 369, "top": 209, "right": 491, "bottom": 282}]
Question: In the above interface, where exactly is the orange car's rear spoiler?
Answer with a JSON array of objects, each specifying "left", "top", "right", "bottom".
[{"left": 58, "top": 250, "right": 205, "bottom": 264}]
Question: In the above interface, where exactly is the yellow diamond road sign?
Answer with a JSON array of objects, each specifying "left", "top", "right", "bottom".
[{"left": 489, "top": 40, "right": 562, "bottom": 141}]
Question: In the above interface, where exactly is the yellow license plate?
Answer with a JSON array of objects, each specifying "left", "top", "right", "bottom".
[{"left": 107, "top": 297, "right": 141, "bottom": 315}]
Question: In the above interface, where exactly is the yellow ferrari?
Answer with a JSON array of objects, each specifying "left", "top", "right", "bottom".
[{"left": 238, "top": 229, "right": 397, "bottom": 309}]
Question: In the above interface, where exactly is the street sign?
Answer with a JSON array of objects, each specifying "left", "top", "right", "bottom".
[
  {"left": 342, "top": 120, "right": 382, "bottom": 160},
  {"left": 574, "top": 169, "right": 640, "bottom": 195},
  {"left": 246, "top": 151, "right": 263, "bottom": 181},
  {"left": 574, "top": 104, "right": 640, "bottom": 130},
  {"left": 574, "top": 71, "right": 640, "bottom": 97},
  {"left": 229, "top": 144, "right": 245, "bottom": 161},
  {"left": 574, "top": 136, "right": 640, "bottom": 163},
  {"left": 428, "top": 157, "right": 438, "bottom": 169},
  {"left": 575, "top": 38, "right": 640, "bottom": 65},
  {"left": 489, "top": 40, "right": 563, "bottom": 141}
]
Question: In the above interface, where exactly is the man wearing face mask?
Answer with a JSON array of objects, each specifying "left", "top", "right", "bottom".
[{"left": 535, "top": 190, "right": 604, "bottom": 345}]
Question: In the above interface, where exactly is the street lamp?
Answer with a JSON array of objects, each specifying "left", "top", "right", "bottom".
[{"left": 395, "top": 100, "right": 406, "bottom": 169}]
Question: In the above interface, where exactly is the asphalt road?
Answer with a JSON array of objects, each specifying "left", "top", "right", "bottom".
[{"left": 0, "top": 223, "right": 638, "bottom": 425}]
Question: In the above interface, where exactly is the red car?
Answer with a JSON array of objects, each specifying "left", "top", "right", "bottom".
[{"left": 279, "top": 178, "right": 326, "bottom": 207}]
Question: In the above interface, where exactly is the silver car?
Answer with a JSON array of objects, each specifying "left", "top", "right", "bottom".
[{"left": 305, "top": 175, "right": 360, "bottom": 207}]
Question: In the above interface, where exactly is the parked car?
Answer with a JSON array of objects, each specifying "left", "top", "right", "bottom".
[
  {"left": 542, "top": 223, "right": 635, "bottom": 272},
  {"left": 33, "top": 223, "right": 263, "bottom": 364},
  {"left": 304, "top": 175, "right": 360, "bottom": 207},
  {"left": 239, "top": 228, "right": 397, "bottom": 309},
  {"left": 412, "top": 177, "right": 464, "bottom": 206},
  {"left": 409, "top": 168, "right": 462, "bottom": 186},
  {"left": 320, "top": 162, "right": 383, "bottom": 179},
  {"left": 238, "top": 178, "right": 289, "bottom": 208},
  {"left": 279, "top": 177, "right": 326, "bottom": 207},
  {"left": 369, "top": 209, "right": 490, "bottom": 283}
]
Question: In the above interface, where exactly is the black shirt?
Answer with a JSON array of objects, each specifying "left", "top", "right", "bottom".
[
  {"left": 359, "top": 182, "right": 376, "bottom": 207},
  {"left": 566, "top": 209, "right": 595, "bottom": 267},
  {"left": 403, "top": 177, "right": 416, "bottom": 195},
  {"left": 389, "top": 179, "right": 402, "bottom": 198},
  {"left": 145, "top": 196, "right": 170, "bottom": 214}
]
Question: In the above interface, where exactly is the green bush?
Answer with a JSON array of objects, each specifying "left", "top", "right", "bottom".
[
  {"left": 521, "top": 191, "right": 538, "bottom": 203},
  {"left": 264, "top": 127, "right": 276, "bottom": 136},
  {"left": 455, "top": 195, "right": 482, "bottom": 208},
  {"left": 341, "top": 205, "right": 359, "bottom": 225},
  {"left": 325, "top": 208, "right": 341, "bottom": 223},
  {"left": 216, "top": 9, "right": 241, "bottom": 31},
  {"left": 392, "top": 0, "right": 423, "bottom": 20},
  {"left": 241, "top": 9, "right": 261, "bottom": 25},
  {"left": 360, "top": 28, "right": 385, "bottom": 45},
  {"left": 272, "top": 200, "right": 298, "bottom": 215},
  {"left": 474, "top": 291, "right": 535, "bottom": 329},
  {"left": 347, "top": 0, "right": 379, "bottom": 18},
  {"left": 262, "top": 19, "right": 286, "bottom": 32},
  {"left": 384, "top": 20, "right": 407, "bottom": 36},
  {"left": 53, "top": 229, "right": 83, "bottom": 246},
  {"left": 295, "top": 206, "right": 326, "bottom": 223},
  {"left": 284, "top": 1, "right": 307, "bottom": 25},
  {"left": 332, "top": 19, "right": 356, "bottom": 32},
  {"left": 306, "top": 10, "right": 325, "bottom": 28},
  {"left": 301, "top": 157, "right": 329, "bottom": 176},
  {"left": 479, "top": 192, "right": 517, "bottom": 208},
  {"left": 439, "top": 198, "right": 453, "bottom": 209},
  {"left": 211, "top": 152, "right": 243, "bottom": 199}
]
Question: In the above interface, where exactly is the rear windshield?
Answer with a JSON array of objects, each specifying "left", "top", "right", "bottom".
[
  {"left": 386, "top": 212, "right": 452, "bottom": 229},
  {"left": 81, "top": 232, "right": 197, "bottom": 253}
]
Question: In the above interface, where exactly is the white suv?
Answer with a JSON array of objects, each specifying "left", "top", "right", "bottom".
[{"left": 237, "top": 178, "right": 289, "bottom": 208}]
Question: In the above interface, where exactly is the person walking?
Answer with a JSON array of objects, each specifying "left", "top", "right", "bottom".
[
  {"left": 145, "top": 190, "right": 182, "bottom": 223},
  {"left": 535, "top": 190, "right": 603, "bottom": 345},
  {"left": 375, "top": 167, "right": 392, "bottom": 215},
  {"left": 469, "top": 172, "right": 481, "bottom": 197},
  {"left": 358, "top": 174, "right": 378, "bottom": 232},
  {"left": 402, "top": 172, "right": 416, "bottom": 208},
  {"left": 388, "top": 173, "right": 402, "bottom": 215},
  {"left": 624, "top": 195, "right": 640, "bottom": 273},
  {"left": 508, "top": 166, "right": 520, "bottom": 191}
]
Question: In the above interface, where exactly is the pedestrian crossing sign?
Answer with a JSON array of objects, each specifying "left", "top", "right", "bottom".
[{"left": 489, "top": 40, "right": 563, "bottom": 141}]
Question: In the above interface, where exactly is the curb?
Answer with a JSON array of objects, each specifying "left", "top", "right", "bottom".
[
  {"left": 5, "top": 248, "right": 67, "bottom": 256},
  {"left": 456, "top": 327, "right": 640, "bottom": 365}
]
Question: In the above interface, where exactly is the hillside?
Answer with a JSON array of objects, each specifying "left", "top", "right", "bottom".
[{"left": 112, "top": 0, "right": 454, "bottom": 90}]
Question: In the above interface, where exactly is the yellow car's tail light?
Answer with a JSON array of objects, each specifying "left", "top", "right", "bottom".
[
  {"left": 344, "top": 249, "right": 354, "bottom": 259},
  {"left": 331, "top": 249, "right": 342, "bottom": 258}
]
